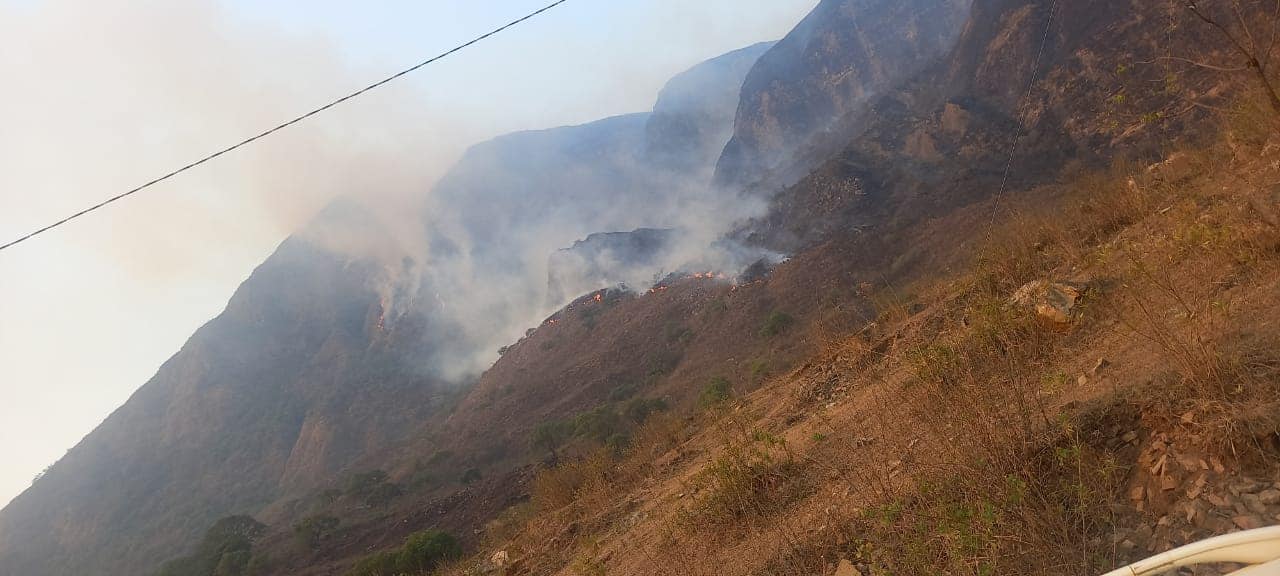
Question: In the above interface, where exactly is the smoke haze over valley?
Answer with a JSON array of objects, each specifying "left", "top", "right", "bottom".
[
  {"left": 0, "top": 0, "right": 818, "bottom": 514},
  {"left": 7, "top": 1, "right": 1280, "bottom": 575}
]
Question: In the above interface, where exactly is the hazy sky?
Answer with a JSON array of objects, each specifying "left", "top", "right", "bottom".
[{"left": 0, "top": 0, "right": 817, "bottom": 509}]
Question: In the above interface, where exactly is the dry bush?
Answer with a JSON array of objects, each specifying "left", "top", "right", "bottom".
[
  {"left": 680, "top": 419, "right": 812, "bottom": 530},
  {"left": 852, "top": 428, "right": 1124, "bottom": 576},
  {"left": 532, "top": 449, "right": 615, "bottom": 513}
]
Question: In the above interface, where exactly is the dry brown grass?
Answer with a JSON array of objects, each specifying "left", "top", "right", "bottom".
[{"left": 446, "top": 123, "right": 1280, "bottom": 576}]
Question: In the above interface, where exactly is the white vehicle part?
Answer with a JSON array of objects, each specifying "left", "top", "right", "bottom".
[{"left": 1101, "top": 527, "right": 1280, "bottom": 576}]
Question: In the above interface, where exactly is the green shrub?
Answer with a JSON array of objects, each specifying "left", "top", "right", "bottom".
[
  {"left": 398, "top": 530, "right": 461, "bottom": 573},
  {"left": 461, "top": 468, "right": 483, "bottom": 485},
  {"left": 292, "top": 514, "right": 339, "bottom": 549},
  {"left": 532, "top": 419, "right": 575, "bottom": 459},
  {"left": 624, "top": 397, "right": 668, "bottom": 424},
  {"left": 344, "top": 470, "right": 401, "bottom": 506},
  {"left": 759, "top": 310, "right": 795, "bottom": 338},
  {"left": 153, "top": 516, "right": 266, "bottom": 576},
  {"left": 700, "top": 377, "right": 733, "bottom": 407},
  {"left": 604, "top": 433, "right": 631, "bottom": 455},
  {"left": 345, "top": 530, "right": 460, "bottom": 576},
  {"left": 346, "top": 551, "right": 399, "bottom": 576},
  {"left": 573, "top": 406, "right": 622, "bottom": 443},
  {"left": 749, "top": 359, "right": 770, "bottom": 382}
]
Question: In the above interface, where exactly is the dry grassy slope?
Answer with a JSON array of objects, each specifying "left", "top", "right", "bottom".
[
  {"left": 313, "top": 0, "right": 1280, "bottom": 572},
  {"left": 458, "top": 130, "right": 1280, "bottom": 576}
]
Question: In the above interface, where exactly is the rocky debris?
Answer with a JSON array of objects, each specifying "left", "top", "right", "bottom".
[
  {"left": 1107, "top": 428, "right": 1280, "bottom": 573},
  {"left": 1010, "top": 280, "right": 1087, "bottom": 324}
]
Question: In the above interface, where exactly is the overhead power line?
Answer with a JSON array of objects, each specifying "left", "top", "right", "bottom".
[
  {"left": 0, "top": 0, "right": 572, "bottom": 253},
  {"left": 980, "top": 0, "right": 1060, "bottom": 241}
]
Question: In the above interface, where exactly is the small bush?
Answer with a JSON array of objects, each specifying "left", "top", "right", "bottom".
[
  {"left": 292, "top": 514, "right": 339, "bottom": 549},
  {"left": 344, "top": 470, "right": 402, "bottom": 507},
  {"left": 688, "top": 426, "right": 808, "bottom": 526},
  {"left": 700, "top": 377, "right": 733, "bottom": 407},
  {"left": 623, "top": 397, "right": 667, "bottom": 424},
  {"left": 759, "top": 311, "right": 795, "bottom": 338},
  {"left": 461, "top": 468, "right": 482, "bottom": 485},
  {"left": 573, "top": 406, "right": 622, "bottom": 443},
  {"left": 398, "top": 530, "right": 461, "bottom": 574},
  {"left": 749, "top": 359, "right": 770, "bottom": 383},
  {"left": 345, "top": 529, "right": 460, "bottom": 576},
  {"left": 154, "top": 516, "right": 266, "bottom": 576}
]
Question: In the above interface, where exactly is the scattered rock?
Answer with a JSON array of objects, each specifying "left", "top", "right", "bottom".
[
  {"left": 835, "top": 559, "right": 864, "bottom": 576},
  {"left": 489, "top": 550, "right": 510, "bottom": 569},
  {"left": 1258, "top": 489, "right": 1280, "bottom": 506},
  {"left": 1233, "top": 515, "right": 1265, "bottom": 530},
  {"left": 1130, "top": 485, "right": 1146, "bottom": 502},
  {"left": 1091, "top": 358, "right": 1111, "bottom": 375},
  {"left": 941, "top": 102, "right": 970, "bottom": 134},
  {"left": 1241, "top": 494, "right": 1269, "bottom": 515},
  {"left": 1122, "top": 431, "right": 1139, "bottom": 443},
  {"left": 1231, "top": 479, "right": 1267, "bottom": 495},
  {"left": 1010, "top": 280, "right": 1087, "bottom": 324}
]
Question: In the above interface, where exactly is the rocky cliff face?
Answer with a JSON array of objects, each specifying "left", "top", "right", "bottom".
[
  {"left": 0, "top": 204, "right": 454, "bottom": 576},
  {"left": 644, "top": 42, "right": 774, "bottom": 178},
  {"left": 714, "top": 0, "right": 974, "bottom": 190},
  {"left": 748, "top": 0, "right": 1247, "bottom": 251}
]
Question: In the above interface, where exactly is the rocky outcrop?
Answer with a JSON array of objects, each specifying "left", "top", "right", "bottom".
[
  {"left": 748, "top": 0, "right": 1252, "bottom": 251},
  {"left": 714, "top": 0, "right": 974, "bottom": 190}
]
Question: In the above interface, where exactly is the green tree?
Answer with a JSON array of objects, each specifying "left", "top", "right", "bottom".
[{"left": 531, "top": 419, "right": 574, "bottom": 460}]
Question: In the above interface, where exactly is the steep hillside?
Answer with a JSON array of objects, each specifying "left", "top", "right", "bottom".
[
  {"left": 0, "top": 204, "right": 456, "bottom": 576},
  {"left": 751, "top": 0, "right": 1249, "bottom": 252},
  {"left": 0, "top": 43, "right": 778, "bottom": 576},
  {"left": 715, "top": 0, "right": 974, "bottom": 190},
  {"left": 456, "top": 135, "right": 1280, "bottom": 576},
  {"left": 6, "top": 0, "right": 1277, "bottom": 575}
]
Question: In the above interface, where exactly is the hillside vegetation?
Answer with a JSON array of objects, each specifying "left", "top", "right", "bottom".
[
  {"left": 453, "top": 121, "right": 1280, "bottom": 575},
  {"left": 6, "top": 0, "right": 1280, "bottom": 575}
]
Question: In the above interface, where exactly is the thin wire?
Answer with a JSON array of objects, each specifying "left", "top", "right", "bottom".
[
  {"left": 0, "top": 0, "right": 572, "bottom": 253},
  {"left": 980, "top": 0, "right": 1062, "bottom": 241}
]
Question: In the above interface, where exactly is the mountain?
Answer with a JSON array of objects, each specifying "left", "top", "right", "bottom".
[
  {"left": 0, "top": 202, "right": 458, "bottom": 576},
  {"left": 750, "top": 0, "right": 1241, "bottom": 251},
  {"left": 714, "top": 0, "right": 974, "bottom": 190},
  {"left": 420, "top": 43, "right": 775, "bottom": 373},
  {"left": 6, "top": 0, "right": 1269, "bottom": 574},
  {"left": 0, "top": 43, "right": 775, "bottom": 576}
]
